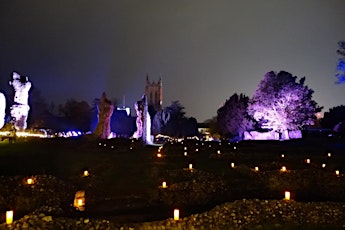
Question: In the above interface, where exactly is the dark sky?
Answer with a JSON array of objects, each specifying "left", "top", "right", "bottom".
[{"left": 1, "top": 1, "right": 345, "bottom": 122}]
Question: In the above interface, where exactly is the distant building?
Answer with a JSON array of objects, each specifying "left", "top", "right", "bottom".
[
  {"left": 145, "top": 75, "right": 162, "bottom": 112},
  {"left": 117, "top": 106, "right": 131, "bottom": 116}
]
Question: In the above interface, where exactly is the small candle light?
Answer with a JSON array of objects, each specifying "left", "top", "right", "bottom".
[
  {"left": 77, "top": 198, "right": 83, "bottom": 206},
  {"left": 173, "top": 209, "right": 179, "bottom": 220},
  {"left": 254, "top": 166, "right": 259, "bottom": 172},
  {"left": 305, "top": 158, "right": 310, "bottom": 164},
  {"left": 195, "top": 148, "right": 199, "bottom": 152},
  {"left": 189, "top": 164, "right": 193, "bottom": 170},
  {"left": 83, "top": 170, "right": 89, "bottom": 177},
  {"left": 217, "top": 150, "right": 221, "bottom": 155},
  {"left": 322, "top": 163, "right": 326, "bottom": 168},
  {"left": 327, "top": 152, "right": 332, "bottom": 157},
  {"left": 184, "top": 152, "right": 187, "bottom": 156},
  {"left": 209, "top": 145, "right": 211, "bottom": 148},
  {"left": 98, "top": 142, "right": 102, "bottom": 146},
  {"left": 26, "top": 177, "right": 35, "bottom": 185},
  {"left": 162, "top": 181, "right": 167, "bottom": 188},
  {"left": 73, "top": 190, "right": 86, "bottom": 211},
  {"left": 335, "top": 170, "right": 340, "bottom": 176},
  {"left": 281, "top": 154, "right": 285, "bottom": 158},
  {"left": 157, "top": 153, "right": 162, "bottom": 158},
  {"left": 280, "top": 166, "right": 287, "bottom": 172},
  {"left": 103, "top": 144, "right": 107, "bottom": 147},
  {"left": 231, "top": 162, "right": 235, "bottom": 168},
  {"left": 284, "top": 191, "right": 291, "bottom": 200},
  {"left": 233, "top": 146, "right": 237, "bottom": 150},
  {"left": 6, "top": 210, "right": 13, "bottom": 225},
  {"left": 184, "top": 147, "right": 187, "bottom": 151}
]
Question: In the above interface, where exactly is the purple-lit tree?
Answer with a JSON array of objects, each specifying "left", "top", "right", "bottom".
[
  {"left": 247, "top": 71, "right": 321, "bottom": 132},
  {"left": 336, "top": 41, "right": 345, "bottom": 84},
  {"left": 217, "top": 93, "right": 254, "bottom": 137}
]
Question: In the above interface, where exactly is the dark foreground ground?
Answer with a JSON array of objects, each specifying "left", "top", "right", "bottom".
[{"left": 0, "top": 136, "right": 344, "bottom": 229}]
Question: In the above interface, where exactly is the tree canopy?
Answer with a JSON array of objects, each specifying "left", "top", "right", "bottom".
[
  {"left": 247, "top": 71, "right": 321, "bottom": 132},
  {"left": 152, "top": 101, "right": 198, "bottom": 137},
  {"left": 217, "top": 93, "right": 253, "bottom": 137},
  {"left": 321, "top": 105, "right": 345, "bottom": 133}
]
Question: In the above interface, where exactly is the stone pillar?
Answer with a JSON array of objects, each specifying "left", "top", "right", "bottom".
[
  {"left": 93, "top": 92, "right": 114, "bottom": 139},
  {"left": 9, "top": 72, "right": 31, "bottom": 130},
  {"left": 0, "top": 93, "right": 5, "bottom": 129}
]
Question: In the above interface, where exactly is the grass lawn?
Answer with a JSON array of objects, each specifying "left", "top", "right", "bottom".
[{"left": 0, "top": 136, "right": 344, "bottom": 228}]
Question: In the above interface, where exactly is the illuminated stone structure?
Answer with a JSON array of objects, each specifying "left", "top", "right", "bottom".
[
  {"left": 133, "top": 95, "right": 153, "bottom": 145},
  {"left": 145, "top": 75, "right": 162, "bottom": 112},
  {"left": 0, "top": 93, "right": 5, "bottom": 129},
  {"left": 9, "top": 72, "right": 31, "bottom": 130},
  {"left": 132, "top": 99, "right": 144, "bottom": 139},
  {"left": 93, "top": 92, "right": 114, "bottom": 139}
]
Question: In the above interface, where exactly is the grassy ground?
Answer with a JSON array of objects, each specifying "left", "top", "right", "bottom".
[{"left": 0, "top": 136, "right": 344, "bottom": 228}]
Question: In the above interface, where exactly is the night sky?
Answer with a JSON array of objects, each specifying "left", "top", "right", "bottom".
[{"left": 1, "top": 1, "right": 345, "bottom": 122}]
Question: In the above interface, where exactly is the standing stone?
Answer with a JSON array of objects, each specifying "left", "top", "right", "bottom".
[
  {"left": 0, "top": 92, "right": 5, "bottom": 129},
  {"left": 93, "top": 92, "right": 114, "bottom": 139},
  {"left": 132, "top": 95, "right": 153, "bottom": 144},
  {"left": 9, "top": 72, "right": 31, "bottom": 130},
  {"left": 132, "top": 98, "right": 144, "bottom": 139}
]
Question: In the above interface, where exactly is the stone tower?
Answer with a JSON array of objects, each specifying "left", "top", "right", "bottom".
[{"left": 145, "top": 75, "right": 162, "bottom": 111}]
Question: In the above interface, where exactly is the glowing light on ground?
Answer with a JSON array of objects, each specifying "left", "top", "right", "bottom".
[
  {"left": 173, "top": 209, "right": 179, "bottom": 220},
  {"left": 26, "top": 177, "right": 35, "bottom": 185},
  {"left": 83, "top": 170, "right": 89, "bottom": 177},
  {"left": 73, "top": 190, "right": 86, "bottom": 211},
  {"left": 6, "top": 210, "right": 13, "bottom": 225},
  {"left": 189, "top": 164, "right": 193, "bottom": 170},
  {"left": 284, "top": 191, "right": 291, "bottom": 200},
  {"left": 161, "top": 181, "right": 167, "bottom": 188},
  {"left": 280, "top": 166, "right": 287, "bottom": 172}
]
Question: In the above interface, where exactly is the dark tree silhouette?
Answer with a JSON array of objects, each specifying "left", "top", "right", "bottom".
[
  {"left": 217, "top": 93, "right": 253, "bottom": 138},
  {"left": 152, "top": 101, "right": 197, "bottom": 137},
  {"left": 321, "top": 105, "right": 345, "bottom": 134},
  {"left": 58, "top": 99, "right": 92, "bottom": 132},
  {"left": 28, "top": 87, "right": 50, "bottom": 128}
]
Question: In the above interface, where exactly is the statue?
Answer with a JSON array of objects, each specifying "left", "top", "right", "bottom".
[
  {"left": 133, "top": 95, "right": 153, "bottom": 145},
  {"left": 93, "top": 92, "right": 114, "bottom": 139},
  {"left": 0, "top": 92, "right": 5, "bottom": 129},
  {"left": 9, "top": 72, "right": 31, "bottom": 130}
]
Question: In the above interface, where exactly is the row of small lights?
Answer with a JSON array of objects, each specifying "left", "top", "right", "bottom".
[
  {"left": 158, "top": 148, "right": 340, "bottom": 175},
  {"left": 4, "top": 170, "right": 91, "bottom": 225},
  {"left": 155, "top": 147, "right": 342, "bottom": 221}
]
